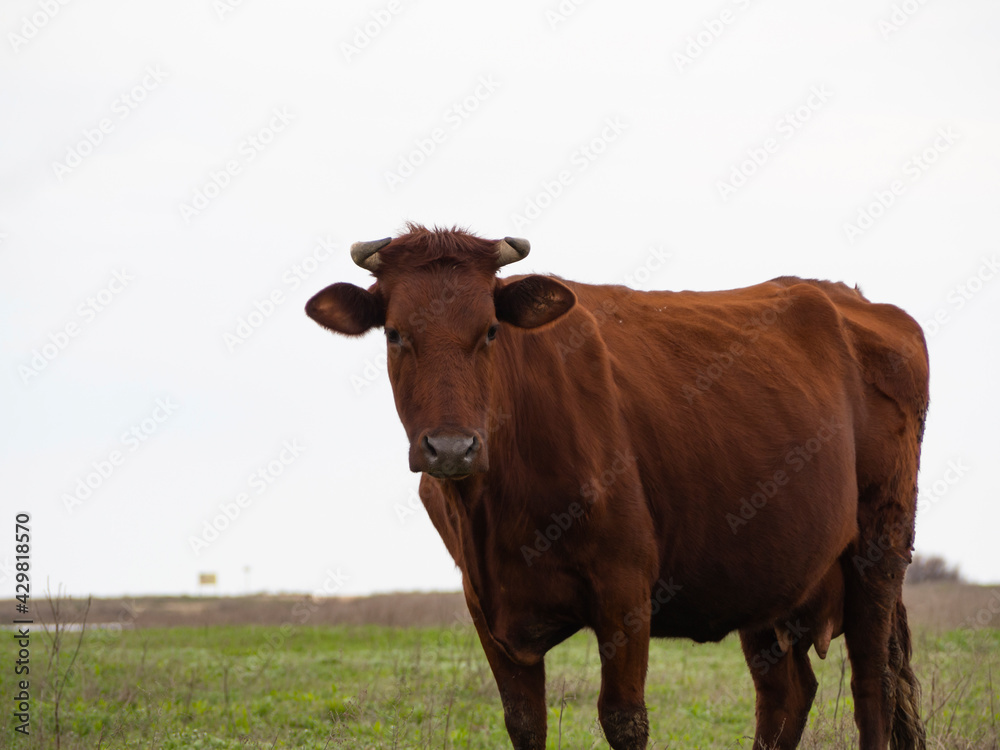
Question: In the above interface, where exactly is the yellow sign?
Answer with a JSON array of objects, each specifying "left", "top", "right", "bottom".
[{"left": 198, "top": 573, "right": 217, "bottom": 585}]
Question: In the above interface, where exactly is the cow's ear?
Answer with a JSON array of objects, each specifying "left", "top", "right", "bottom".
[
  {"left": 306, "top": 282, "right": 384, "bottom": 336},
  {"left": 495, "top": 275, "right": 575, "bottom": 329}
]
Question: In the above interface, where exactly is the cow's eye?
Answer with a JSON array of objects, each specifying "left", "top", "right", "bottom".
[
  {"left": 486, "top": 324, "right": 499, "bottom": 343},
  {"left": 386, "top": 328, "right": 401, "bottom": 345}
]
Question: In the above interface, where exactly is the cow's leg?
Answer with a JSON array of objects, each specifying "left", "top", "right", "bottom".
[
  {"left": 843, "top": 490, "right": 925, "bottom": 750},
  {"left": 594, "top": 610, "right": 651, "bottom": 750},
  {"left": 843, "top": 539, "right": 897, "bottom": 750},
  {"left": 469, "top": 616, "right": 547, "bottom": 750},
  {"left": 740, "top": 626, "right": 818, "bottom": 750}
]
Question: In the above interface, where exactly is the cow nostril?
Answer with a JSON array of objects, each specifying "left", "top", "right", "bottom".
[
  {"left": 422, "top": 435, "right": 437, "bottom": 458},
  {"left": 465, "top": 435, "right": 480, "bottom": 458}
]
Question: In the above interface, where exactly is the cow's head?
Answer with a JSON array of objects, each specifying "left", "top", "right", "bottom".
[{"left": 306, "top": 225, "right": 575, "bottom": 479}]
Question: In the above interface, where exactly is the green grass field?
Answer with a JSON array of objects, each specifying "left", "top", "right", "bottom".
[{"left": 2, "top": 614, "right": 998, "bottom": 749}]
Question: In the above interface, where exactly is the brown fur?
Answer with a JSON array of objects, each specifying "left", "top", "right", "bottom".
[
  {"left": 306, "top": 226, "right": 930, "bottom": 750},
  {"left": 374, "top": 222, "right": 501, "bottom": 273}
]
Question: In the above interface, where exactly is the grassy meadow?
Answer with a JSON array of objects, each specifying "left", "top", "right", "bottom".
[{"left": 1, "top": 586, "right": 998, "bottom": 749}]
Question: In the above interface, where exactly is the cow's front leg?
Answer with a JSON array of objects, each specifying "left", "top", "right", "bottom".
[
  {"left": 594, "top": 604, "right": 651, "bottom": 750},
  {"left": 469, "top": 615, "right": 546, "bottom": 750}
]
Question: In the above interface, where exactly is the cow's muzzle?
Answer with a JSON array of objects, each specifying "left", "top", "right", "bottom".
[{"left": 410, "top": 430, "right": 487, "bottom": 478}]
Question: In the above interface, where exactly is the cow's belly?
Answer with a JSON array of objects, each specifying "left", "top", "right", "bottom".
[
  {"left": 648, "top": 573, "right": 823, "bottom": 643},
  {"left": 638, "top": 405, "right": 859, "bottom": 641},
  {"left": 649, "top": 491, "right": 857, "bottom": 642}
]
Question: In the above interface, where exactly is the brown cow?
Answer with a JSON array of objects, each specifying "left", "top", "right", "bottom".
[{"left": 306, "top": 225, "right": 928, "bottom": 750}]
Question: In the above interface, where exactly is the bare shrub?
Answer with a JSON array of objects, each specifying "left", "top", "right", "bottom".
[{"left": 907, "top": 554, "right": 963, "bottom": 584}]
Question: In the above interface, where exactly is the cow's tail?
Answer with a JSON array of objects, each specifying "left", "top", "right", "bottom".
[{"left": 889, "top": 596, "right": 926, "bottom": 750}]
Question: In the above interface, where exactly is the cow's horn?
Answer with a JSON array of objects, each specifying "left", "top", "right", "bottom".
[
  {"left": 496, "top": 236, "right": 530, "bottom": 267},
  {"left": 350, "top": 237, "right": 392, "bottom": 272}
]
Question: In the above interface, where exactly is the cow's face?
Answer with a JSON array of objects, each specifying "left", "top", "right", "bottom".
[{"left": 306, "top": 229, "right": 575, "bottom": 479}]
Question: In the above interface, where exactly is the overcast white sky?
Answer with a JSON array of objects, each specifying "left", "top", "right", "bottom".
[{"left": 1, "top": 0, "right": 998, "bottom": 598}]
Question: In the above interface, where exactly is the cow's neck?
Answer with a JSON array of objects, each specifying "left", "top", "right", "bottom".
[{"left": 443, "top": 322, "right": 629, "bottom": 640}]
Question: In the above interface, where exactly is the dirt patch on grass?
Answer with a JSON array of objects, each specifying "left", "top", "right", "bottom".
[{"left": 4, "top": 590, "right": 470, "bottom": 629}]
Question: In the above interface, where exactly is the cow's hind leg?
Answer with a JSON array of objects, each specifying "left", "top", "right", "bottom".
[
  {"left": 843, "top": 482, "right": 926, "bottom": 750},
  {"left": 740, "top": 626, "right": 818, "bottom": 750}
]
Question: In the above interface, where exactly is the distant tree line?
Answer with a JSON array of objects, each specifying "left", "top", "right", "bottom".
[{"left": 906, "top": 554, "right": 963, "bottom": 584}]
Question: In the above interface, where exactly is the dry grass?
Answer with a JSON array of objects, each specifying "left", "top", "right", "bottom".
[
  {"left": 3, "top": 582, "right": 997, "bottom": 632},
  {"left": 902, "top": 583, "right": 1000, "bottom": 632},
  {"left": 0, "top": 591, "right": 469, "bottom": 629}
]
